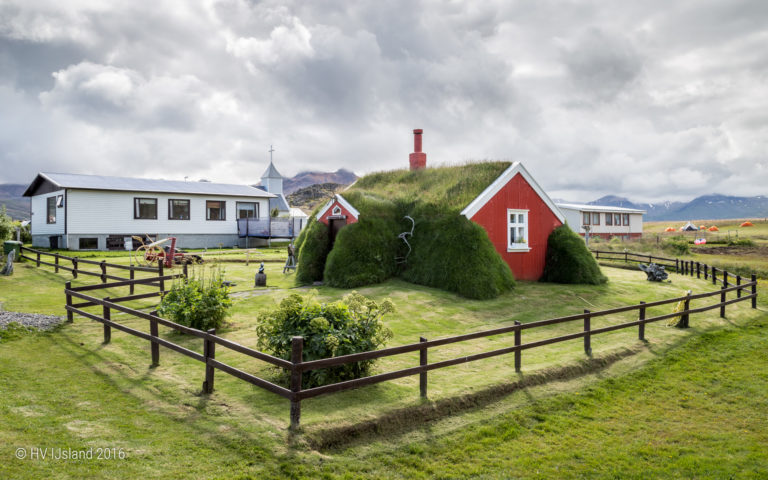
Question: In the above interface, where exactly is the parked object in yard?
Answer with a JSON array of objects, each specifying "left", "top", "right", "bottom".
[
  {"left": 283, "top": 243, "right": 296, "bottom": 273},
  {"left": 694, "top": 238, "right": 707, "bottom": 245},
  {"left": 638, "top": 262, "right": 668, "bottom": 282},
  {"left": 132, "top": 235, "right": 203, "bottom": 267},
  {"left": 1, "top": 249, "right": 14, "bottom": 275}
]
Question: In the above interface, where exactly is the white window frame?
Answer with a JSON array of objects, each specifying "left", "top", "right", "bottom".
[
  {"left": 507, "top": 209, "right": 530, "bottom": 252},
  {"left": 332, "top": 205, "right": 342, "bottom": 215}
]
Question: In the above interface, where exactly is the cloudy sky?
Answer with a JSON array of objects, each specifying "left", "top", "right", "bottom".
[{"left": 1, "top": 0, "right": 766, "bottom": 202}]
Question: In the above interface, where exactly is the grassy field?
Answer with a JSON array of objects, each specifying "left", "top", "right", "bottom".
[{"left": 1, "top": 253, "right": 766, "bottom": 478}]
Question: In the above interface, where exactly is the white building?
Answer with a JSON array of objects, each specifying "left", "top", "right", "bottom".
[
  {"left": 556, "top": 203, "right": 645, "bottom": 240},
  {"left": 23, "top": 172, "right": 276, "bottom": 250}
]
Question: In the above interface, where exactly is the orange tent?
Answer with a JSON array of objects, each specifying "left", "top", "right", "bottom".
[
  {"left": 741, "top": 221, "right": 754, "bottom": 227},
  {"left": 708, "top": 226, "right": 719, "bottom": 232},
  {"left": 699, "top": 225, "right": 707, "bottom": 230},
  {"left": 664, "top": 227, "right": 676, "bottom": 232}
]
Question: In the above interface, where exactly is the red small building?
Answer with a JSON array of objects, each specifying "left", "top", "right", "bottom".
[
  {"left": 316, "top": 194, "right": 360, "bottom": 243},
  {"left": 460, "top": 162, "right": 565, "bottom": 280}
]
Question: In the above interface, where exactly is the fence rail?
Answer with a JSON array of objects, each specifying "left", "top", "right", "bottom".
[{"left": 62, "top": 248, "right": 759, "bottom": 429}]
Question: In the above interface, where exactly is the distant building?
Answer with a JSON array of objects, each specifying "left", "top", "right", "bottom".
[{"left": 556, "top": 203, "right": 645, "bottom": 240}]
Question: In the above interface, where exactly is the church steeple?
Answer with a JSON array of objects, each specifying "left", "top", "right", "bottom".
[{"left": 261, "top": 145, "right": 283, "bottom": 194}]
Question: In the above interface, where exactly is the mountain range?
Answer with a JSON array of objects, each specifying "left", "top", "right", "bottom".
[
  {"left": 588, "top": 194, "right": 768, "bottom": 221},
  {"left": 282, "top": 169, "right": 357, "bottom": 195}
]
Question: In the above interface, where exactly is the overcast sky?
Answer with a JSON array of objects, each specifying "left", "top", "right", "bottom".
[{"left": 1, "top": 1, "right": 766, "bottom": 202}]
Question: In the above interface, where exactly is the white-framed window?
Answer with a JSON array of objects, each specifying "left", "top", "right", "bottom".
[
  {"left": 507, "top": 209, "right": 530, "bottom": 251},
  {"left": 332, "top": 205, "right": 342, "bottom": 215}
]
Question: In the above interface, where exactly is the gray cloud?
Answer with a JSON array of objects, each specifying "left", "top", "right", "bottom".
[{"left": 0, "top": 0, "right": 766, "bottom": 204}]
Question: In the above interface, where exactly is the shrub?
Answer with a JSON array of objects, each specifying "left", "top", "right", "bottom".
[
  {"left": 401, "top": 216, "right": 516, "bottom": 299},
  {"left": 541, "top": 225, "right": 607, "bottom": 285},
  {"left": 12, "top": 221, "right": 31, "bottom": 244},
  {"left": 296, "top": 218, "right": 330, "bottom": 284},
  {"left": 323, "top": 216, "right": 401, "bottom": 288},
  {"left": 728, "top": 238, "right": 755, "bottom": 247},
  {"left": 256, "top": 291, "right": 394, "bottom": 388},
  {"left": 158, "top": 266, "right": 232, "bottom": 330},
  {"left": 662, "top": 238, "right": 690, "bottom": 255}
]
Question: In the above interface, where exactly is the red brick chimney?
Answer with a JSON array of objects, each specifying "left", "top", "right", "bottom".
[{"left": 409, "top": 129, "right": 426, "bottom": 171}]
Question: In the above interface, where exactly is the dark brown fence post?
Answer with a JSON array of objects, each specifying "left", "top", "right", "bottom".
[
  {"left": 752, "top": 274, "right": 757, "bottom": 309},
  {"left": 638, "top": 301, "right": 646, "bottom": 341},
  {"left": 696, "top": 262, "right": 700, "bottom": 279},
  {"left": 712, "top": 268, "right": 717, "bottom": 285},
  {"left": 100, "top": 260, "right": 107, "bottom": 283},
  {"left": 183, "top": 263, "right": 189, "bottom": 283},
  {"left": 150, "top": 310, "right": 160, "bottom": 367},
  {"left": 54, "top": 253, "right": 59, "bottom": 273},
  {"left": 72, "top": 257, "right": 78, "bottom": 279},
  {"left": 720, "top": 286, "right": 727, "bottom": 318},
  {"left": 583, "top": 309, "right": 592, "bottom": 356},
  {"left": 690, "top": 260, "right": 694, "bottom": 276},
  {"left": 290, "top": 336, "right": 304, "bottom": 430},
  {"left": 202, "top": 328, "right": 216, "bottom": 394},
  {"left": 679, "top": 291, "right": 691, "bottom": 328},
  {"left": 704, "top": 264, "right": 708, "bottom": 280},
  {"left": 102, "top": 299, "right": 111, "bottom": 344},
  {"left": 158, "top": 262, "right": 165, "bottom": 292},
  {"left": 624, "top": 251, "right": 628, "bottom": 263},
  {"left": 36, "top": 251, "right": 40, "bottom": 267},
  {"left": 723, "top": 271, "right": 728, "bottom": 288},
  {"left": 419, "top": 337, "right": 428, "bottom": 398},
  {"left": 736, "top": 275, "right": 742, "bottom": 298},
  {"left": 676, "top": 258, "right": 679, "bottom": 273},
  {"left": 514, "top": 320, "right": 522, "bottom": 372},
  {"left": 129, "top": 268, "right": 135, "bottom": 295},
  {"left": 65, "top": 281, "right": 73, "bottom": 322}
]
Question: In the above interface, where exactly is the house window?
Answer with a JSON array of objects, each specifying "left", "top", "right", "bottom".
[
  {"left": 622, "top": 214, "right": 630, "bottom": 226},
  {"left": 56, "top": 195, "right": 64, "bottom": 208},
  {"left": 605, "top": 213, "right": 613, "bottom": 226},
  {"left": 79, "top": 237, "right": 98, "bottom": 250},
  {"left": 592, "top": 212, "right": 600, "bottom": 225},
  {"left": 332, "top": 205, "right": 342, "bottom": 215},
  {"left": 206, "top": 200, "right": 226, "bottom": 221},
  {"left": 47, "top": 196, "right": 56, "bottom": 224},
  {"left": 134, "top": 198, "right": 157, "bottom": 219},
  {"left": 507, "top": 209, "right": 529, "bottom": 251},
  {"left": 614, "top": 214, "right": 621, "bottom": 226},
  {"left": 168, "top": 199, "right": 190, "bottom": 220},
  {"left": 583, "top": 212, "right": 590, "bottom": 225},
  {"left": 237, "top": 202, "right": 258, "bottom": 219}
]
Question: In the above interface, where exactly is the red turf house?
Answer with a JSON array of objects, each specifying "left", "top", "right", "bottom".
[{"left": 317, "top": 130, "right": 565, "bottom": 281}]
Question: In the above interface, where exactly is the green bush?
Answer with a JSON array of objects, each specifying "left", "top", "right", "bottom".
[
  {"left": 662, "top": 238, "right": 690, "bottom": 255},
  {"left": 728, "top": 238, "right": 755, "bottom": 247},
  {"left": 256, "top": 291, "right": 394, "bottom": 388},
  {"left": 324, "top": 216, "right": 401, "bottom": 288},
  {"left": 12, "top": 221, "right": 31, "bottom": 244},
  {"left": 0, "top": 206, "right": 13, "bottom": 242},
  {"left": 541, "top": 225, "right": 607, "bottom": 285},
  {"left": 401, "top": 216, "right": 516, "bottom": 299},
  {"left": 296, "top": 218, "right": 330, "bottom": 284},
  {"left": 158, "top": 266, "right": 232, "bottom": 331}
]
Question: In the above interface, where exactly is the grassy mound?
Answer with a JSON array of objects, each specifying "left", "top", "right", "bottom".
[
  {"left": 401, "top": 216, "right": 515, "bottom": 299},
  {"left": 296, "top": 217, "right": 330, "bottom": 284},
  {"left": 541, "top": 225, "right": 607, "bottom": 285}
]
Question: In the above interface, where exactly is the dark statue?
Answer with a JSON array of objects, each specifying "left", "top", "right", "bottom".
[
  {"left": 638, "top": 263, "right": 668, "bottom": 282},
  {"left": 255, "top": 261, "right": 267, "bottom": 286}
]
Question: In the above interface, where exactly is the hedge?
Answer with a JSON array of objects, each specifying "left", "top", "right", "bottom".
[{"left": 540, "top": 225, "right": 607, "bottom": 285}]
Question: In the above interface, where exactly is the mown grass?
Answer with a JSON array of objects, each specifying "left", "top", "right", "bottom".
[{"left": 1, "top": 257, "right": 766, "bottom": 478}]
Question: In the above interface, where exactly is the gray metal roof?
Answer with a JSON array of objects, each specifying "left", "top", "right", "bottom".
[
  {"left": 261, "top": 161, "right": 283, "bottom": 179},
  {"left": 269, "top": 193, "right": 291, "bottom": 212},
  {"left": 27, "top": 172, "right": 275, "bottom": 198}
]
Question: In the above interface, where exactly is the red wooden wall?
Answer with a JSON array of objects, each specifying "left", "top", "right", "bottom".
[
  {"left": 470, "top": 173, "right": 563, "bottom": 281},
  {"left": 317, "top": 199, "right": 358, "bottom": 226}
]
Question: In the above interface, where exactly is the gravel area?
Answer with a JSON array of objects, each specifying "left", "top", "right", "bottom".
[{"left": 0, "top": 311, "right": 64, "bottom": 331}]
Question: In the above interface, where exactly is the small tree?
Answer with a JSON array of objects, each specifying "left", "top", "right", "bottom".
[
  {"left": 0, "top": 206, "right": 13, "bottom": 242},
  {"left": 256, "top": 291, "right": 394, "bottom": 388},
  {"left": 541, "top": 225, "right": 607, "bottom": 285}
]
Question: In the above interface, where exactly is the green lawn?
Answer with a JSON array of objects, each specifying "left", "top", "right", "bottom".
[{"left": 1, "top": 258, "right": 766, "bottom": 478}]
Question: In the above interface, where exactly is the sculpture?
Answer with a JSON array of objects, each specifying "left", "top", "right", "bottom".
[
  {"left": 638, "top": 263, "right": 668, "bottom": 282},
  {"left": 255, "top": 261, "right": 267, "bottom": 287},
  {"left": 0, "top": 250, "right": 14, "bottom": 276}
]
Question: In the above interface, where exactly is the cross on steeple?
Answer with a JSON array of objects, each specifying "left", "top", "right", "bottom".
[{"left": 268, "top": 145, "right": 275, "bottom": 163}]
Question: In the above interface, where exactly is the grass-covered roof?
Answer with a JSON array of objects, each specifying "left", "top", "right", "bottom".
[{"left": 347, "top": 162, "right": 512, "bottom": 216}]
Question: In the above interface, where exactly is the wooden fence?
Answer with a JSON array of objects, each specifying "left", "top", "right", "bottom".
[
  {"left": 20, "top": 246, "right": 189, "bottom": 295},
  {"left": 62, "top": 251, "right": 759, "bottom": 429}
]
